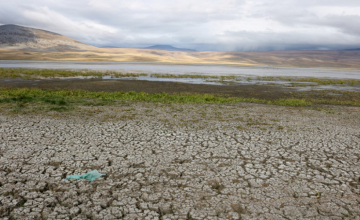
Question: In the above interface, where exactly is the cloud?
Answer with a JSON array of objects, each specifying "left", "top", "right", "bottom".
[{"left": 1, "top": 0, "right": 360, "bottom": 51}]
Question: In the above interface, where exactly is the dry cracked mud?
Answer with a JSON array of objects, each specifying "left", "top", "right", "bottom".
[{"left": 0, "top": 102, "right": 359, "bottom": 220}]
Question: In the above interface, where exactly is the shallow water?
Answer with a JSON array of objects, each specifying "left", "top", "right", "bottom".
[
  {"left": 1, "top": 60, "right": 360, "bottom": 79},
  {"left": 103, "top": 76, "right": 221, "bottom": 85}
]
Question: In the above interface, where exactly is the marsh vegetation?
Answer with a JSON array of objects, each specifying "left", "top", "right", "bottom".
[
  {"left": 0, "top": 68, "right": 359, "bottom": 114},
  {"left": 0, "top": 87, "right": 359, "bottom": 115}
]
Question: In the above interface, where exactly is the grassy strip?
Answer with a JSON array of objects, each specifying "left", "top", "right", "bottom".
[
  {"left": 255, "top": 76, "right": 360, "bottom": 86},
  {"left": 0, "top": 88, "right": 359, "bottom": 110},
  {"left": 0, "top": 68, "right": 237, "bottom": 80},
  {"left": 0, "top": 87, "right": 311, "bottom": 106},
  {"left": 0, "top": 68, "right": 147, "bottom": 79}
]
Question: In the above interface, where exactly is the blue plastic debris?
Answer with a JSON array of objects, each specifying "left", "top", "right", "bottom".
[{"left": 66, "top": 170, "right": 105, "bottom": 182}]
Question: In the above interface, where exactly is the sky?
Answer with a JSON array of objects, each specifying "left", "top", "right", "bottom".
[{"left": 1, "top": 0, "right": 360, "bottom": 51}]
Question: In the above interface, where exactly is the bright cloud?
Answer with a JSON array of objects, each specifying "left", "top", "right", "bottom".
[{"left": 1, "top": 0, "right": 360, "bottom": 51}]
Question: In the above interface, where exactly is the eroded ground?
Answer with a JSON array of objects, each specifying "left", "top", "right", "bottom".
[{"left": 0, "top": 103, "right": 360, "bottom": 219}]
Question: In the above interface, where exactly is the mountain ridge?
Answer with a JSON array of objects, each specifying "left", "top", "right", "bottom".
[{"left": 0, "top": 24, "right": 96, "bottom": 51}]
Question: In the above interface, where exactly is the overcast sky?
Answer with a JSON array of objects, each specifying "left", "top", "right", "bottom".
[{"left": 1, "top": 0, "right": 360, "bottom": 51}]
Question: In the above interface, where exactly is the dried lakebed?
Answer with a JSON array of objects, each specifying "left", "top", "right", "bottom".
[{"left": 0, "top": 103, "right": 360, "bottom": 219}]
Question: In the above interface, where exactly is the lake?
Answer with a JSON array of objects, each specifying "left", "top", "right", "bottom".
[{"left": 1, "top": 60, "right": 360, "bottom": 79}]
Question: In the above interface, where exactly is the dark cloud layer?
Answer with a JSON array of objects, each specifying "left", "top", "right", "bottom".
[{"left": 1, "top": 0, "right": 360, "bottom": 51}]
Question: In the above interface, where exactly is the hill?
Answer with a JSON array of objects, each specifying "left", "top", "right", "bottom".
[
  {"left": 0, "top": 24, "right": 96, "bottom": 51},
  {"left": 345, "top": 48, "right": 360, "bottom": 51},
  {"left": 1, "top": 47, "right": 360, "bottom": 69},
  {"left": 145, "top": 45, "right": 196, "bottom": 51}
]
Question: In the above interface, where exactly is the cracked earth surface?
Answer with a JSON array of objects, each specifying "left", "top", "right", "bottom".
[{"left": 0, "top": 103, "right": 359, "bottom": 219}]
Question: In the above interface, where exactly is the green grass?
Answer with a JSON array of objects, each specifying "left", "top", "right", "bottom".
[
  {"left": 295, "top": 77, "right": 360, "bottom": 86},
  {"left": 0, "top": 88, "right": 359, "bottom": 113},
  {"left": 0, "top": 92, "right": 74, "bottom": 112},
  {"left": 0, "top": 87, "right": 312, "bottom": 106}
]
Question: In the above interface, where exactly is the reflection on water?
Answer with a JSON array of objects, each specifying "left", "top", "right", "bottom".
[
  {"left": 1, "top": 60, "right": 360, "bottom": 79},
  {"left": 103, "top": 76, "right": 221, "bottom": 85}
]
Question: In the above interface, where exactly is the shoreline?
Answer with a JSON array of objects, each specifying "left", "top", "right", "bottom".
[{"left": 2, "top": 58, "right": 360, "bottom": 70}]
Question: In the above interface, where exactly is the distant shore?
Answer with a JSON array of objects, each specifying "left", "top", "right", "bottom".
[{"left": 1, "top": 47, "right": 360, "bottom": 69}]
